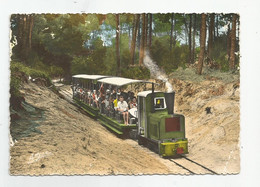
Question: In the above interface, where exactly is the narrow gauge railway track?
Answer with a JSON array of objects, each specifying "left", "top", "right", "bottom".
[
  {"left": 59, "top": 89, "right": 74, "bottom": 103},
  {"left": 169, "top": 156, "right": 218, "bottom": 174}
]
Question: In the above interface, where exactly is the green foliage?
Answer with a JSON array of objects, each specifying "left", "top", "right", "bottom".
[
  {"left": 50, "top": 65, "right": 64, "bottom": 77},
  {"left": 10, "top": 13, "right": 240, "bottom": 82},
  {"left": 10, "top": 61, "right": 53, "bottom": 107},
  {"left": 122, "top": 66, "right": 150, "bottom": 80},
  {"left": 211, "top": 35, "right": 230, "bottom": 72},
  {"left": 172, "top": 45, "right": 189, "bottom": 69},
  {"left": 153, "top": 14, "right": 171, "bottom": 34},
  {"left": 71, "top": 37, "right": 107, "bottom": 75},
  {"left": 71, "top": 56, "right": 91, "bottom": 75},
  {"left": 150, "top": 37, "right": 189, "bottom": 74},
  {"left": 10, "top": 75, "right": 21, "bottom": 98},
  {"left": 102, "top": 33, "right": 131, "bottom": 76},
  {"left": 119, "top": 33, "right": 131, "bottom": 69},
  {"left": 104, "top": 47, "right": 117, "bottom": 75},
  {"left": 105, "top": 14, "right": 117, "bottom": 28},
  {"left": 10, "top": 61, "right": 51, "bottom": 85}
]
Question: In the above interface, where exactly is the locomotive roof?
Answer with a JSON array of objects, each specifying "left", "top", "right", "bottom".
[
  {"left": 137, "top": 90, "right": 161, "bottom": 97},
  {"left": 72, "top": 74, "right": 108, "bottom": 80},
  {"left": 97, "top": 77, "right": 152, "bottom": 87}
]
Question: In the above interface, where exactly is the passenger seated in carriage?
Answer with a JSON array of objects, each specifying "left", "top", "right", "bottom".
[
  {"left": 120, "top": 88, "right": 128, "bottom": 101},
  {"left": 126, "top": 91, "right": 135, "bottom": 104},
  {"left": 113, "top": 93, "right": 119, "bottom": 110},
  {"left": 117, "top": 95, "right": 129, "bottom": 125},
  {"left": 129, "top": 97, "right": 137, "bottom": 109},
  {"left": 78, "top": 87, "right": 84, "bottom": 100},
  {"left": 111, "top": 88, "right": 117, "bottom": 98},
  {"left": 87, "top": 90, "right": 92, "bottom": 104},
  {"left": 99, "top": 89, "right": 110, "bottom": 114},
  {"left": 103, "top": 95, "right": 115, "bottom": 117},
  {"left": 98, "top": 83, "right": 105, "bottom": 100},
  {"left": 117, "top": 88, "right": 121, "bottom": 95},
  {"left": 82, "top": 89, "right": 87, "bottom": 103},
  {"left": 102, "top": 94, "right": 112, "bottom": 115},
  {"left": 92, "top": 90, "right": 99, "bottom": 108}
]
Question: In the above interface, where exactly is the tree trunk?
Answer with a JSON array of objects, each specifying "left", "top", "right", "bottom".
[
  {"left": 173, "top": 16, "right": 177, "bottom": 47},
  {"left": 189, "top": 14, "right": 192, "bottom": 63},
  {"left": 227, "top": 24, "right": 231, "bottom": 61},
  {"left": 130, "top": 15, "right": 136, "bottom": 66},
  {"left": 145, "top": 14, "right": 148, "bottom": 49},
  {"left": 184, "top": 15, "right": 188, "bottom": 45},
  {"left": 192, "top": 14, "right": 196, "bottom": 64},
  {"left": 25, "top": 15, "right": 32, "bottom": 59},
  {"left": 130, "top": 14, "right": 140, "bottom": 66},
  {"left": 28, "top": 14, "right": 34, "bottom": 50},
  {"left": 149, "top": 13, "right": 152, "bottom": 49},
  {"left": 139, "top": 13, "right": 146, "bottom": 66},
  {"left": 170, "top": 13, "right": 174, "bottom": 50},
  {"left": 216, "top": 15, "right": 219, "bottom": 38},
  {"left": 208, "top": 13, "right": 215, "bottom": 60},
  {"left": 19, "top": 14, "right": 28, "bottom": 62},
  {"left": 22, "top": 15, "right": 27, "bottom": 50},
  {"left": 137, "top": 18, "right": 141, "bottom": 49},
  {"left": 17, "top": 14, "right": 23, "bottom": 49},
  {"left": 15, "top": 14, "right": 22, "bottom": 60},
  {"left": 197, "top": 13, "right": 207, "bottom": 75},
  {"left": 229, "top": 14, "right": 237, "bottom": 70},
  {"left": 115, "top": 14, "right": 121, "bottom": 76}
]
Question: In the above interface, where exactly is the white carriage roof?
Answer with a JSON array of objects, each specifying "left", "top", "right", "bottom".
[
  {"left": 97, "top": 77, "right": 151, "bottom": 87},
  {"left": 137, "top": 90, "right": 161, "bottom": 97},
  {"left": 72, "top": 74, "right": 108, "bottom": 80}
]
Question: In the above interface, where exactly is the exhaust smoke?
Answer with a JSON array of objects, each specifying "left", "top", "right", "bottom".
[{"left": 143, "top": 51, "right": 173, "bottom": 92}]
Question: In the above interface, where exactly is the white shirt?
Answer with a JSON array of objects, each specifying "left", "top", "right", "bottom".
[{"left": 117, "top": 101, "right": 128, "bottom": 111}]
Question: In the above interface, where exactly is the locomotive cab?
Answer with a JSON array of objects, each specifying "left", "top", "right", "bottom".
[{"left": 137, "top": 89, "right": 188, "bottom": 157}]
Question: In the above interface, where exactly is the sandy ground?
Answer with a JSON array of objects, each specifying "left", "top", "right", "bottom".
[
  {"left": 10, "top": 82, "right": 184, "bottom": 175},
  {"left": 9, "top": 74, "right": 240, "bottom": 175},
  {"left": 170, "top": 77, "right": 240, "bottom": 174}
]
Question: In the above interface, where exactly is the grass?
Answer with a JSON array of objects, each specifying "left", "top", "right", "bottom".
[
  {"left": 10, "top": 61, "right": 52, "bottom": 84},
  {"left": 10, "top": 61, "right": 52, "bottom": 100}
]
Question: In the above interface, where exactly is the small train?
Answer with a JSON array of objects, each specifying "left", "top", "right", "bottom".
[{"left": 71, "top": 74, "right": 188, "bottom": 157}]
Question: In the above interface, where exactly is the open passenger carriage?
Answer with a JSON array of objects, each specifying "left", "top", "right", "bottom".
[
  {"left": 72, "top": 75, "right": 153, "bottom": 137},
  {"left": 72, "top": 74, "right": 188, "bottom": 157},
  {"left": 72, "top": 74, "right": 108, "bottom": 117}
]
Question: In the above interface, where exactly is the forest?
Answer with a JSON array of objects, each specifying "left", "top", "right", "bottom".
[{"left": 9, "top": 13, "right": 240, "bottom": 103}]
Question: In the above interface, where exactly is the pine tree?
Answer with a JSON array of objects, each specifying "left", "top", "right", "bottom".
[
  {"left": 197, "top": 13, "right": 207, "bottom": 75},
  {"left": 229, "top": 14, "right": 237, "bottom": 70}
]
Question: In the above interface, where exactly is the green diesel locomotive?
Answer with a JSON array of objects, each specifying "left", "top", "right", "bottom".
[{"left": 71, "top": 74, "right": 188, "bottom": 157}]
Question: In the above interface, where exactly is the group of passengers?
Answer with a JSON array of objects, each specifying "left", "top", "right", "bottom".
[{"left": 73, "top": 83, "right": 137, "bottom": 125}]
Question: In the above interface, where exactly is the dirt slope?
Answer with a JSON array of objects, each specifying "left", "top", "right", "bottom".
[
  {"left": 170, "top": 77, "right": 240, "bottom": 174},
  {"left": 10, "top": 82, "right": 171, "bottom": 175}
]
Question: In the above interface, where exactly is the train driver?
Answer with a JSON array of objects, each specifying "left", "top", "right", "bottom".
[{"left": 117, "top": 95, "right": 129, "bottom": 125}]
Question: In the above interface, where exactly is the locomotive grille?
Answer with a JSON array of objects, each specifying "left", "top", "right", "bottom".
[{"left": 165, "top": 117, "right": 180, "bottom": 132}]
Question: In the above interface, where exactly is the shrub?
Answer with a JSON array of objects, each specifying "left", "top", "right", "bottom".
[
  {"left": 10, "top": 61, "right": 52, "bottom": 86},
  {"left": 150, "top": 37, "right": 190, "bottom": 74},
  {"left": 10, "top": 75, "right": 21, "bottom": 98},
  {"left": 10, "top": 61, "right": 52, "bottom": 110},
  {"left": 122, "top": 66, "right": 150, "bottom": 80}
]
